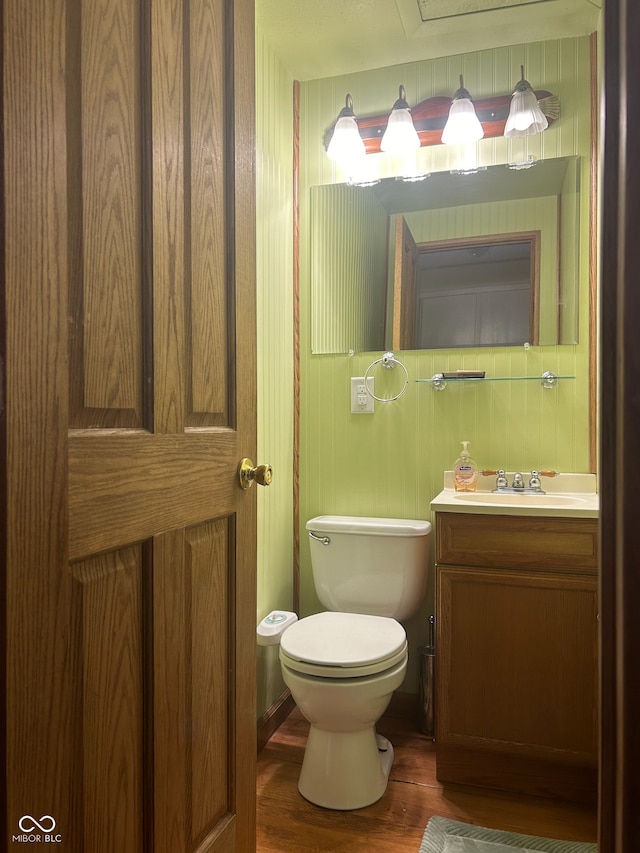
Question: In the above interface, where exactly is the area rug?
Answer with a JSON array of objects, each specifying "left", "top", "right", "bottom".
[{"left": 419, "top": 816, "right": 597, "bottom": 853}]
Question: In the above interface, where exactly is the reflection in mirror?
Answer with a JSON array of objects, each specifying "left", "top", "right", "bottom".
[
  {"left": 391, "top": 230, "right": 539, "bottom": 350},
  {"left": 310, "top": 156, "right": 580, "bottom": 354}
]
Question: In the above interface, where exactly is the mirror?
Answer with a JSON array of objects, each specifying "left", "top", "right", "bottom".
[
  {"left": 310, "top": 156, "right": 580, "bottom": 354},
  {"left": 391, "top": 228, "right": 540, "bottom": 350}
]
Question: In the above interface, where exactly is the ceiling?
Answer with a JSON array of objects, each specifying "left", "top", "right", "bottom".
[{"left": 255, "top": 0, "right": 601, "bottom": 81}]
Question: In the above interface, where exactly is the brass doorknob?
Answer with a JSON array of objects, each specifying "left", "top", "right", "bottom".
[{"left": 238, "top": 458, "right": 273, "bottom": 490}]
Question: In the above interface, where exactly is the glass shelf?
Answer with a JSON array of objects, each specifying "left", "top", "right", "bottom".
[{"left": 417, "top": 371, "right": 575, "bottom": 390}]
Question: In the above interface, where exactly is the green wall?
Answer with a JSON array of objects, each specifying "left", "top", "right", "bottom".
[
  {"left": 298, "top": 36, "right": 593, "bottom": 692},
  {"left": 255, "top": 31, "right": 295, "bottom": 716},
  {"left": 254, "top": 34, "right": 594, "bottom": 713}
]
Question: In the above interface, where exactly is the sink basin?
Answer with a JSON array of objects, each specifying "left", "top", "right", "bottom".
[
  {"left": 454, "top": 492, "right": 589, "bottom": 508},
  {"left": 430, "top": 475, "right": 599, "bottom": 518}
]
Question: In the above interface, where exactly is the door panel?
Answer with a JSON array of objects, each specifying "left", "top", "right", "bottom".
[
  {"left": 187, "top": 521, "right": 230, "bottom": 832},
  {"left": 68, "top": 0, "right": 144, "bottom": 431},
  {"left": 392, "top": 215, "right": 418, "bottom": 350},
  {"left": 3, "top": 0, "right": 256, "bottom": 850},
  {"left": 188, "top": 0, "right": 229, "bottom": 424},
  {"left": 68, "top": 432, "right": 239, "bottom": 561},
  {"left": 153, "top": 522, "right": 237, "bottom": 853},
  {"left": 71, "top": 546, "right": 146, "bottom": 853}
]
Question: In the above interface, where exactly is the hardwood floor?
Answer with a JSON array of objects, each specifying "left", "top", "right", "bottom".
[{"left": 256, "top": 705, "right": 598, "bottom": 852}]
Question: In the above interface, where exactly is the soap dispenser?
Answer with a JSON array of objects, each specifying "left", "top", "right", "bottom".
[{"left": 453, "top": 441, "right": 478, "bottom": 492}]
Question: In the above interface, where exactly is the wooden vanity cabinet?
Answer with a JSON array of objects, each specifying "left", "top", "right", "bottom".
[{"left": 435, "top": 511, "right": 598, "bottom": 805}]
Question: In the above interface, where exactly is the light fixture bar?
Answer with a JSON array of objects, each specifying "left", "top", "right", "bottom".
[{"left": 324, "top": 89, "right": 559, "bottom": 154}]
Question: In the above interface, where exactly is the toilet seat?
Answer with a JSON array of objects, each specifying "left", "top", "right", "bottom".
[{"left": 280, "top": 611, "right": 407, "bottom": 678}]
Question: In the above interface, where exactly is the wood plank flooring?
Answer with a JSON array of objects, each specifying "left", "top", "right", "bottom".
[{"left": 256, "top": 706, "right": 597, "bottom": 852}]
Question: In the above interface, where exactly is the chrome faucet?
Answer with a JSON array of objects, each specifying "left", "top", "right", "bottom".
[
  {"left": 488, "top": 468, "right": 557, "bottom": 495},
  {"left": 511, "top": 472, "right": 525, "bottom": 490},
  {"left": 529, "top": 470, "right": 542, "bottom": 490}
]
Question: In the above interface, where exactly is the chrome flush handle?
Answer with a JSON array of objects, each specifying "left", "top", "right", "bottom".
[{"left": 308, "top": 531, "right": 330, "bottom": 546}]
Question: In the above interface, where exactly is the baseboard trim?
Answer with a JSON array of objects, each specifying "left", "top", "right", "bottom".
[{"left": 257, "top": 689, "right": 296, "bottom": 753}]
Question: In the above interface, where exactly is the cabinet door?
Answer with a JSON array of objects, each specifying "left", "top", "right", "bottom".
[{"left": 436, "top": 566, "right": 598, "bottom": 804}]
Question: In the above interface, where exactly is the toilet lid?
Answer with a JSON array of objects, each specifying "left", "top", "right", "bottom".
[{"left": 280, "top": 612, "right": 407, "bottom": 678}]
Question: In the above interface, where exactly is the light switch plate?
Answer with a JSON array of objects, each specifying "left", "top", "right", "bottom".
[{"left": 351, "top": 376, "right": 374, "bottom": 414}]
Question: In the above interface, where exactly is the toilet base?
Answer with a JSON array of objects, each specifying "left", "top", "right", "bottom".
[{"left": 298, "top": 725, "right": 395, "bottom": 810}]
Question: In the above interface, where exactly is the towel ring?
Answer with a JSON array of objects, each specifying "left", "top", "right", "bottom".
[{"left": 363, "top": 352, "right": 409, "bottom": 402}]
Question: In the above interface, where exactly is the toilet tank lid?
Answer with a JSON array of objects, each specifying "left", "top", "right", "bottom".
[{"left": 306, "top": 515, "right": 431, "bottom": 536}]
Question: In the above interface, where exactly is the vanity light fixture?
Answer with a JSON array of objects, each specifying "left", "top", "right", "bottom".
[
  {"left": 380, "top": 85, "right": 420, "bottom": 155},
  {"left": 441, "top": 75, "right": 484, "bottom": 145},
  {"left": 322, "top": 86, "right": 559, "bottom": 156},
  {"left": 326, "top": 93, "right": 366, "bottom": 176},
  {"left": 504, "top": 66, "right": 549, "bottom": 137}
]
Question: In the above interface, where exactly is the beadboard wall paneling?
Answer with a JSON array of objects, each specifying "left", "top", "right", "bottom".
[
  {"left": 310, "top": 184, "right": 388, "bottom": 353},
  {"left": 299, "top": 36, "right": 593, "bottom": 692},
  {"left": 255, "top": 32, "right": 295, "bottom": 717}
]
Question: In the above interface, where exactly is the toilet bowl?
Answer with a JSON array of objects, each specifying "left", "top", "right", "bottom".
[
  {"left": 279, "top": 611, "right": 408, "bottom": 809},
  {"left": 275, "top": 516, "right": 431, "bottom": 810}
]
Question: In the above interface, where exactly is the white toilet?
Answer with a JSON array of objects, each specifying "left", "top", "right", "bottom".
[{"left": 279, "top": 515, "right": 431, "bottom": 810}]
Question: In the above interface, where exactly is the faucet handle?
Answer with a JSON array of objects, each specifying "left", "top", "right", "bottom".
[
  {"left": 483, "top": 469, "right": 509, "bottom": 490},
  {"left": 529, "top": 469, "right": 557, "bottom": 491}
]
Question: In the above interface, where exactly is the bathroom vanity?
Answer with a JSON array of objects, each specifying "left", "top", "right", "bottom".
[{"left": 431, "top": 475, "right": 598, "bottom": 805}]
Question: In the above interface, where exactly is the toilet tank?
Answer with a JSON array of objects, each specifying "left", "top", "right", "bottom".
[{"left": 305, "top": 516, "right": 431, "bottom": 621}]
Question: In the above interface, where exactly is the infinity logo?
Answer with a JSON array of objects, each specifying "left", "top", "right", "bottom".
[{"left": 18, "top": 815, "right": 56, "bottom": 833}]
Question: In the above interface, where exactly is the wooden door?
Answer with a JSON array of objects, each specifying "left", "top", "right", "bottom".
[
  {"left": 2, "top": 1, "right": 257, "bottom": 851},
  {"left": 391, "top": 215, "right": 418, "bottom": 350},
  {"left": 600, "top": 1, "right": 640, "bottom": 850}
]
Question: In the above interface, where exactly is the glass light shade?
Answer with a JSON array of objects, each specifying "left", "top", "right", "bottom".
[
  {"left": 327, "top": 115, "right": 366, "bottom": 164},
  {"left": 504, "top": 86, "right": 549, "bottom": 137},
  {"left": 441, "top": 97, "right": 484, "bottom": 145},
  {"left": 381, "top": 109, "right": 420, "bottom": 154},
  {"left": 504, "top": 67, "right": 549, "bottom": 137},
  {"left": 381, "top": 86, "right": 420, "bottom": 155},
  {"left": 326, "top": 94, "right": 366, "bottom": 177}
]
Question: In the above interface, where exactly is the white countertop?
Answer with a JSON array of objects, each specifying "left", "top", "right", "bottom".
[{"left": 430, "top": 472, "right": 599, "bottom": 518}]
